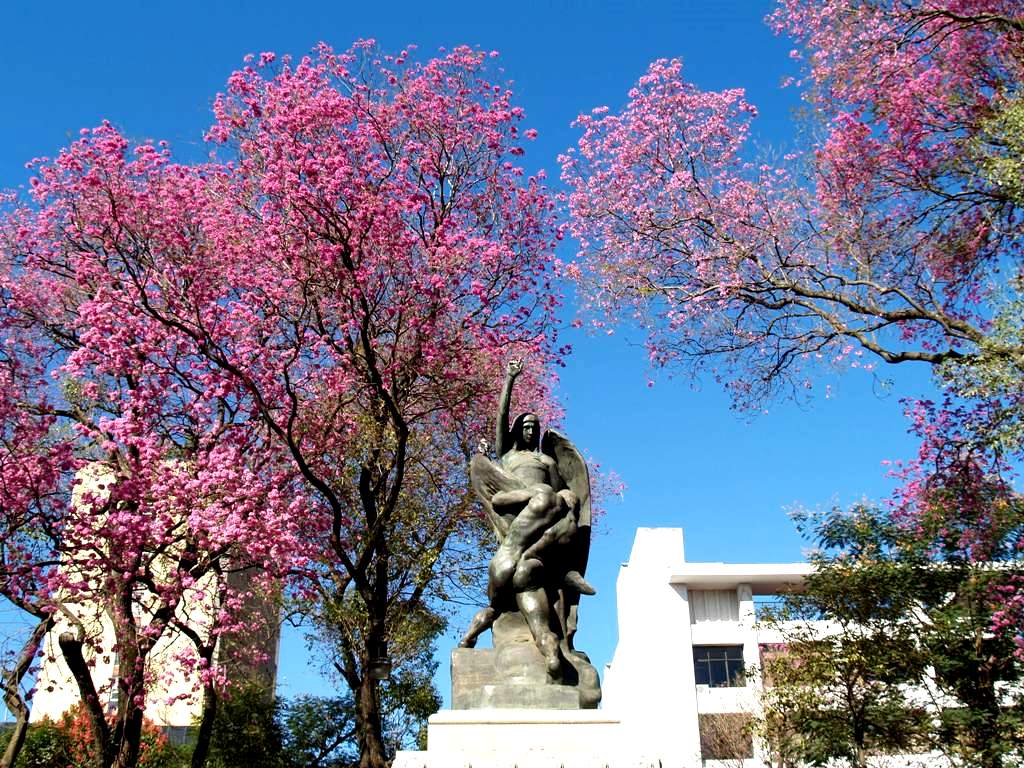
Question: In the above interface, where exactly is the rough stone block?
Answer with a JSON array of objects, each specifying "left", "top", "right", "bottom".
[
  {"left": 451, "top": 648, "right": 498, "bottom": 709},
  {"left": 473, "top": 682, "right": 580, "bottom": 709}
]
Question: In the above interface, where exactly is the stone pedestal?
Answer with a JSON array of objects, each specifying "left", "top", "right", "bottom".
[
  {"left": 392, "top": 709, "right": 668, "bottom": 768},
  {"left": 452, "top": 612, "right": 600, "bottom": 710},
  {"left": 451, "top": 646, "right": 580, "bottom": 709},
  {"left": 399, "top": 611, "right": 617, "bottom": 766}
]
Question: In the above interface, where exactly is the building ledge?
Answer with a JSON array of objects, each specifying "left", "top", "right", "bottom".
[{"left": 669, "top": 563, "right": 812, "bottom": 592}]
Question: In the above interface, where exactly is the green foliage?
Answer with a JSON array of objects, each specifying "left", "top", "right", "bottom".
[
  {"left": 200, "top": 672, "right": 439, "bottom": 768},
  {"left": 0, "top": 715, "right": 190, "bottom": 768},
  {"left": 10, "top": 719, "right": 73, "bottom": 768},
  {"left": 975, "top": 95, "right": 1024, "bottom": 206},
  {"left": 937, "top": 276, "right": 1024, "bottom": 458},
  {"left": 380, "top": 649, "right": 442, "bottom": 754},
  {"left": 276, "top": 659, "right": 440, "bottom": 768},
  {"left": 206, "top": 684, "right": 287, "bottom": 768},
  {"left": 134, "top": 733, "right": 190, "bottom": 768},
  {"left": 280, "top": 695, "right": 356, "bottom": 768},
  {"left": 305, "top": 588, "right": 443, "bottom": 758},
  {"left": 759, "top": 505, "right": 1024, "bottom": 768}
]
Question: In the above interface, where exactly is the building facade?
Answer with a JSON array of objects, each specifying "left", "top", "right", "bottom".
[
  {"left": 601, "top": 527, "right": 946, "bottom": 767},
  {"left": 28, "top": 466, "right": 279, "bottom": 735}
]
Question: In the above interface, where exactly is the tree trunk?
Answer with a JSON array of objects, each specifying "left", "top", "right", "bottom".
[
  {"left": 110, "top": 623, "right": 148, "bottom": 768},
  {"left": 355, "top": 673, "right": 387, "bottom": 768},
  {"left": 190, "top": 673, "right": 219, "bottom": 768},
  {"left": 0, "top": 616, "right": 53, "bottom": 768},
  {"left": 0, "top": 711, "right": 29, "bottom": 768},
  {"left": 58, "top": 631, "right": 111, "bottom": 768},
  {"left": 111, "top": 704, "right": 144, "bottom": 768}
]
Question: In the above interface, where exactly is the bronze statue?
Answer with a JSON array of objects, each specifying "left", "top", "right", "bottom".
[{"left": 460, "top": 359, "right": 596, "bottom": 686}]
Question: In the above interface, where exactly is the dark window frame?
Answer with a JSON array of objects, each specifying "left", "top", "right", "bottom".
[{"left": 693, "top": 644, "right": 746, "bottom": 687}]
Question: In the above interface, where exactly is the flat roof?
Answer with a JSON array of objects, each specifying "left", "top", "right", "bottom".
[{"left": 669, "top": 562, "right": 812, "bottom": 593}]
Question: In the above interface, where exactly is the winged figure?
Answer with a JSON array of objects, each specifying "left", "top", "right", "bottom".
[{"left": 460, "top": 359, "right": 595, "bottom": 683}]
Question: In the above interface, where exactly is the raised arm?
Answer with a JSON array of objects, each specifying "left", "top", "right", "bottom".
[{"left": 494, "top": 359, "right": 522, "bottom": 457}]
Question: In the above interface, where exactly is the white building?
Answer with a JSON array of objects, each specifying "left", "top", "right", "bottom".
[
  {"left": 603, "top": 527, "right": 811, "bottom": 765},
  {"left": 408, "top": 527, "right": 946, "bottom": 767},
  {"left": 29, "top": 565, "right": 279, "bottom": 739},
  {"left": 26, "top": 468, "right": 278, "bottom": 740},
  {"left": 600, "top": 527, "right": 951, "bottom": 767}
]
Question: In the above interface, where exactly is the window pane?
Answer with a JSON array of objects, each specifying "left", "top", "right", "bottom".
[
  {"left": 709, "top": 660, "right": 729, "bottom": 686},
  {"left": 693, "top": 645, "right": 746, "bottom": 687}
]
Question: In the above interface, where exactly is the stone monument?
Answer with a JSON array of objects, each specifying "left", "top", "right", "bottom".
[
  {"left": 393, "top": 360, "right": 615, "bottom": 768},
  {"left": 455, "top": 358, "right": 601, "bottom": 710}
]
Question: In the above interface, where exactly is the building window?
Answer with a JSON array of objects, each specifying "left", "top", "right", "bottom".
[
  {"left": 694, "top": 645, "right": 745, "bottom": 687},
  {"left": 699, "top": 713, "right": 753, "bottom": 760},
  {"left": 161, "top": 725, "right": 194, "bottom": 747},
  {"left": 106, "top": 652, "right": 120, "bottom": 714}
]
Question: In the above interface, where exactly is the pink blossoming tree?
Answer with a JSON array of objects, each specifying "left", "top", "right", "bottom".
[
  {"left": 563, "top": 1, "right": 1022, "bottom": 404},
  {"left": 562, "top": 0, "right": 1023, "bottom": 652},
  {"left": 3, "top": 42, "right": 565, "bottom": 768},
  {"left": 0, "top": 315, "right": 68, "bottom": 767},
  {"left": 2, "top": 127, "right": 307, "bottom": 768},
  {"left": 190, "top": 43, "right": 565, "bottom": 767}
]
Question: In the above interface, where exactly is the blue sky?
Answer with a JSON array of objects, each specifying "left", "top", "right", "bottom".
[{"left": 1, "top": 0, "right": 938, "bottom": 706}]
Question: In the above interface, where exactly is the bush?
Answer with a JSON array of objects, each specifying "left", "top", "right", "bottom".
[
  {"left": 206, "top": 683, "right": 286, "bottom": 768},
  {"left": 0, "top": 707, "right": 190, "bottom": 768},
  {"left": 13, "top": 719, "right": 74, "bottom": 768}
]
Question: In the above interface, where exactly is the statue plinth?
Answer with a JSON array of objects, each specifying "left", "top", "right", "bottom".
[
  {"left": 395, "top": 363, "right": 609, "bottom": 766},
  {"left": 452, "top": 613, "right": 600, "bottom": 710},
  {"left": 392, "top": 709, "right": 632, "bottom": 768}
]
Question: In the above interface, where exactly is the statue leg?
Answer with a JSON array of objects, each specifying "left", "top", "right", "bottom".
[
  {"left": 491, "top": 488, "right": 535, "bottom": 508},
  {"left": 515, "top": 587, "right": 563, "bottom": 682},
  {"left": 458, "top": 606, "right": 497, "bottom": 649},
  {"left": 513, "top": 557, "right": 543, "bottom": 591},
  {"left": 460, "top": 549, "right": 515, "bottom": 648}
]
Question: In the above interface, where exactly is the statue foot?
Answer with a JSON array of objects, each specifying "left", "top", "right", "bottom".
[
  {"left": 564, "top": 570, "right": 596, "bottom": 596},
  {"left": 458, "top": 636, "right": 477, "bottom": 649},
  {"left": 545, "top": 651, "right": 563, "bottom": 682}
]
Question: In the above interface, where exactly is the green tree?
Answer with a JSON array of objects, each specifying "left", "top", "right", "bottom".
[
  {"left": 278, "top": 663, "right": 441, "bottom": 768},
  {"left": 205, "top": 684, "right": 286, "bottom": 768},
  {"left": 302, "top": 587, "right": 444, "bottom": 764},
  {"left": 760, "top": 502, "right": 1024, "bottom": 768},
  {"left": 5, "top": 720, "right": 72, "bottom": 768},
  {"left": 974, "top": 95, "right": 1024, "bottom": 207},
  {"left": 280, "top": 695, "right": 357, "bottom": 768}
]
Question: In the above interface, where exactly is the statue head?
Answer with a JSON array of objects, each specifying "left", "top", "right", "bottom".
[{"left": 511, "top": 412, "right": 540, "bottom": 450}]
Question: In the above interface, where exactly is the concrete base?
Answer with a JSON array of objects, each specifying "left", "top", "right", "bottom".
[
  {"left": 452, "top": 648, "right": 581, "bottom": 709},
  {"left": 392, "top": 709, "right": 664, "bottom": 768},
  {"left": 452, "top": 613, "right": 601, "bottom": 710}
]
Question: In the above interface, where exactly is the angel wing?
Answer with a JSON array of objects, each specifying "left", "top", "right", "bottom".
[
  {"left": 468, "top": 453, "right": 523, "bottom": 542},
  {"left": 541, "top": 429, "right": 592, "bottom": 577},
  {"left": 541, "top": 429, "right": 594, "bottom": 653}
]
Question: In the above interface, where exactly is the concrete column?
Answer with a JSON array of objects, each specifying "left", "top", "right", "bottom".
[
  {"left": 738, "top": 583, "right": 770, "bottom": 767},
  {"left": 604, "top": 528, "right": 700, "bottom": 767}
]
